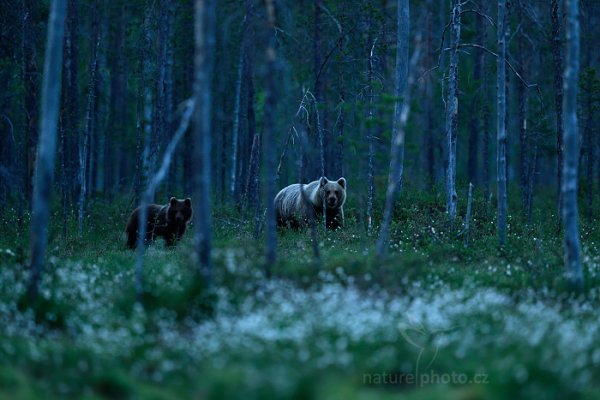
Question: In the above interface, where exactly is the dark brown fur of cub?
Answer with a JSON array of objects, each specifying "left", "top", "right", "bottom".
[{"left": 125, "top": 197, "right": 193, "bottom": 249}]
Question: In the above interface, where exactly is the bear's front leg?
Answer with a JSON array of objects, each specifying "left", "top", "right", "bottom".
[
  {"left": 176, "top": 224, "right": 187, "bottom": 241},
  {"left": 326, "top": 209, "right": 343, "bottom": 230},
  {"left": 165, "top": 234, "right": 175, "bottom": 247},
  {"left": 145, "top": 232, "right": 155, "bottom": 246}
]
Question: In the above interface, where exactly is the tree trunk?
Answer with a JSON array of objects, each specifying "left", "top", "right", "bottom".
[
  {"left": 106, "top": 2, "right": 126, "bottom": 197},
  {"left": 63, "top": 0, "right": 79, "bottom": 208},
  {"left": 497, "top": 0, "right": 508, "bottom": 246},
  {"left": 464, "top": 182, "right": 473, "bottom": 248},
  {"left": 27, "top": 0, "right": 67, "bottom": 300},
  {"left": 376, "top": 0, "right": 409, "bottom": 256},
  {"left": 165, "top": 1, "right": 175, "bottom": 197},
  {"left": 551, "top": 0, "right": 564, "bottom": 224},
  {"left": 229, "top": 12, "right": 249, "bottom": 202},
  {"left": 467, "top": 5, "right": 485, "bottom": 185},
  {"left": 243, "top": 1, "right": 257, "bottom": 213},
  {"left": 425, "top": 0, "right": 435, "bottom": 189},
  {"left": 562, "top": 0, "right": 584, "bottom": 290},
  {"left": 584, "top": 70, "right": 593, "bottom": 221},
  {"left": 366, "top": 28, "right": 376, "bottom": 235},
  {"left": 60, "top": 119, "right": 67, "bottom": 238},
  {"left": 445, "top": 0, "right": 461, "bottom": 221},
  {"left": 518, "top": 2, "right": 530, "bottom": 219},
  {"left": 22, "top": 0, "right": 40, "bottom": 206},
  {"left": 313, "top": 0, "right": 326, "bottom": 180},
  {"left": 193, "top": 0, "right": 215, "bottom": 282},
  {"left": 152, "top": 0, "right": 172, "bottom": 182},
  {"left": 78, "top": 3, "right": 99, "bottom": 238},
  {"left": 481, "top": 1, "right": 490, "bottom": 204},
  {"left": 263, "top": 0, "right": 279, "bottom": 272}
]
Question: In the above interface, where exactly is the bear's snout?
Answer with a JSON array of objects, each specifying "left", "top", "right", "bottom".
[
  {"left": 175, "top": 212, "right": 185, "bottom": 222},
  {"left": 327, "top": 196, "right": 337, "bottom": 207}
]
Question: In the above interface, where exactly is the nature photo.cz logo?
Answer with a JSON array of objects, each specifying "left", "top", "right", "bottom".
[{"left": 362, "top": 320, "right": 489, "bottom": 388}]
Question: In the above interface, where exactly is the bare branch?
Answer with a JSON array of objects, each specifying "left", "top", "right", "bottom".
[{"left": 461, "top": 9, "right": 496, "bottom": 28}]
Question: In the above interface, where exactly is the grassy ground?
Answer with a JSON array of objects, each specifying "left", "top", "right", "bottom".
[{"left": 1, "top": 187, "right": 600, "bottom": 399}]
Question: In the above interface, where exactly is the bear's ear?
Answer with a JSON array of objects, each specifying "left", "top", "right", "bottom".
[
  {"left": 337, "top": 177, "right": 346, "bottom": 189},
  {"left": 184, "top": 198, "right": 192, "bottom": 207},
  {"left": 169, "top": 197, "right": 177, "bottom": 206},
  {"left": 319, "top": 177, "right": 328, "bottom": 187}
]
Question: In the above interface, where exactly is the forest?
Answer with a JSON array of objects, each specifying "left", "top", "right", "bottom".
[{"left": 1, "top": 0, "right": 600, "bottom": 398}]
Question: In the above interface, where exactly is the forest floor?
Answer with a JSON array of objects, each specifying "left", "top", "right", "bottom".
[{"left": 1, "top": 188, "right": 600, "bottom": 400}]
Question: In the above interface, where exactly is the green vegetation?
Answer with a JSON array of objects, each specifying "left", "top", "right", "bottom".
[{"left": 1, "top": 189, "right": 600, "bottom": 399}]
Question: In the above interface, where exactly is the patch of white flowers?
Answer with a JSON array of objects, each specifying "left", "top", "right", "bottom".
[{"left": 1, "top": 255, "right": 599, "bottom": 390}]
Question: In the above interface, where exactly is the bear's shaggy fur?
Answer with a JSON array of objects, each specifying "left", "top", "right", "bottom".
[
  {"left": 274, "top": 177, "right": 346, "bottom": 230},
  {"left": 125, "top": 197, "right": 193, "bottom": 249}
]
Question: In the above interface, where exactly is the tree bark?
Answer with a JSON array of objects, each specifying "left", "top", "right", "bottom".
[
  {"left": 562, "top": 0, "right": 584, "bottom": 290},
  {"left": 366, "top": 29, "right": 376, "bottom": 235},
  {"left": 481, "top": 1, "right": 490, "bottom": 204},
  {"left": 425, "top": 0, "right": 435, "bottom": 189},
  {"left": 27, "top": 0, "right": 67, "bottom": 300},
  {"left": 22, "top": 0, "right": 39, "bottom": 206},
  {"left": 518, "top": 1, "right": 531, "bottom": 220},
  {"left": 376, "top": 0, "right": 410, "bottom": 256},
  {"left": 264, "top": 0, "right": 279, "bottom": 272},
  {"left": 152, "top": 0, "right": 172, "bottom": 181},
  {"left": 193, "top": 0, "right": 215, "bottom": 282},
  {"left": 106, "top": 2, "right": 126, "bottom": 196},
  {"left": 583, "top": 70, "right": 593, "bottom": 221},
  {"left": 497, "top": 0, "right": 508, "bottom": 246},
  {"left": 467, "top": 4, "right": 485, "bottom": 185},
  {"left": 229, "top": 11, "right": 250, "bottom": 202},
  {"left": 464, "top": 182, "right": 473, "bottom": 248},
  {"left": 445, "top": 0, "right": 461, "bottom": 221},
  {"left": 63, "top": 0, "right": 79, "bottom": 208},
  {"left": 78, "top": 1, "right": 99, "bottom": 238},
  {"left": 551, "top": 0, "right": 564, "bottom": 224},
  {"left": 313, "top": 0, "right": 326, "bottom": 179}
]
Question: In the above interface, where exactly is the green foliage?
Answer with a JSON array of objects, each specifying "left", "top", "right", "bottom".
[{"left": 1, "top": 190, "right": 600, "bottom": 399}]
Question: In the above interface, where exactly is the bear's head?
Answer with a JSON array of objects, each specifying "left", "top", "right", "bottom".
[
  {"left": 319, "top": 177, "right": 346, "bottom": 209},
  {"left": 167, "top": 197, "right": 193, "bottom": 224}
]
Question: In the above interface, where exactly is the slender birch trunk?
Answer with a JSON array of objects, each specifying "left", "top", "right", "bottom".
[
  {"left": 22, "top": 0, "right": 40, "bottom": 206},
  {"left": 551, "top": 0, "right": 564, "bottom": 224},
  {"left": 481, "top": 1, "right": 490, "bottom": 204},
  {"left": 445, "top": 0, "right": 461, "bottom": 221},
  {"left": 193, "top": 0, "right": 215, "bottom": 282},
  {"left": 264, "top": 0, "right": 279, "bottom": 271},
  {"left": 229, "top": 12, "right": 249, "bottom": 201},
  {"left": 366, "top": 33, "right": 376, "bottom": 235},
  {"left": 583, "top": 70, "right": 593, "bottom": 221},
  {"left": 464, "top": 182, "right": 473, "bottom": 248},
  {"left": 517, "top": 2, "right": 530, "bottom": 220},
  {"left": 497, "top": 0, "right": 508, "bottom": 246},
  {"left": 27, "top": 0, "right": 67, "bottom": 300},
  {"left": 297, "top": 124, "right": 320, "bottom": 262},
  {"left": 562, "top": 0, "right": 584, "bottom": 290},
  {"left": 376, "top": 0, "right": 409, "bottom": 255},
  {"left": 78, "top": 4, "right": 99, "bottom": 238}
]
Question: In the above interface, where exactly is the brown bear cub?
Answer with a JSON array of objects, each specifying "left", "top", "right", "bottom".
[
  {"left": 274, "top": 177, "right": 346, "bottom": 230},
  {"left": 125, "top": 197, "right": 193, "bottom": 249}
]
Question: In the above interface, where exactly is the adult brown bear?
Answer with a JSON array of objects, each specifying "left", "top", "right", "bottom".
[
  {"left": 274, "top": 177, "right": 346, "bottom": 230},
  {"left": 125, "top": 197, "right": 193, "bottom": 249}
]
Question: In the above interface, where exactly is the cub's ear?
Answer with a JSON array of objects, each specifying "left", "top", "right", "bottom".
[
  {"left": 169, "top": 197, "right": 177, "bottom": 206},
  {"left": 184, "top": 198, "right": 192, "bottom": 207},
  {"left": 337, "top": 177, "right": 346, "bottom": 189},
  {"left": 319, "top": 177, "right": 328, "bottom": 187}
]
